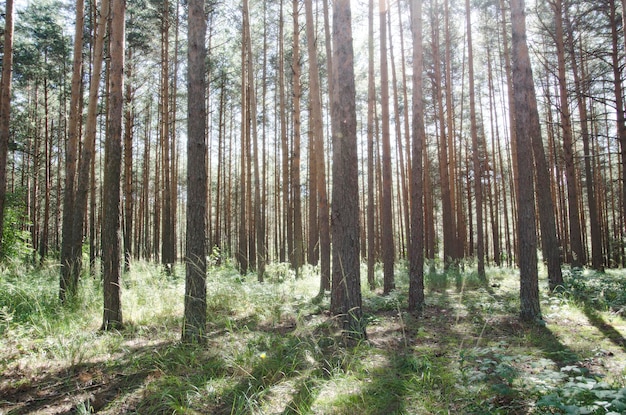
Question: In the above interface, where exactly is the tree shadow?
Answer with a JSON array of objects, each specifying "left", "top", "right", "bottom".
[
  {"left": 281, "top": 377, "right": 319, "bottom": 415},
  {"left": 582, "top": 305, "right": 626, "bottom": 351},
  {"left": 1, "top": 339, "right": 177, "bottom": 414}
]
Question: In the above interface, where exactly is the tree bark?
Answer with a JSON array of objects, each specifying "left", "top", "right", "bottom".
[
  {"left": 552, "top": 0, "right": 585, "bottom": 267},
  {"left": 409, "top": 0, "right": 425, "bottom": 314},
  {"left": 511, "top": 0, "right": 541, "bottom": 322},
  {"left": 466, "top": 0, "right": 485, "bottom": 279},
  {"left": 379, "top": 0, "right": 395, "bottom": 294},
  {"left": 73, "top": 0, "right": 109, "bottom": 278},
  {"left": 366, "top": 0, "right": 376, "bottom": 291},
  {"left": 182, "top": 0, "right": 207, "bottom": 344},
  {"left": 305, "top": 0, "right": 330, "bottom": 292},
  {"left": 0, "top": 0, "right": 13, "bottom": 256},
  {"left": 60, "top": 0, "right": 85, "bottom": 302},
  {"left": 331, "top": 0, "right": 366, "bottom": 343},
  {"left": 291, "top": 0, "right": 304, "bottom": 276},
  {"left": 102, "top": 0, "right": 125, "bottom": 330}
]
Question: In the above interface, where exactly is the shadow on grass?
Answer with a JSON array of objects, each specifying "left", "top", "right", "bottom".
[
  {"left": 582, "top": 305, "right": 626, "bottom": 351},
  {"left": 1, "top": 339, "right": 176, "bottom": 415},
  {"left": 282, "top": 377, "right": 319, "bottom": 415}
]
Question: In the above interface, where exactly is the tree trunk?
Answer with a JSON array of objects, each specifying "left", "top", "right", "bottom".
[
  {"left": 60, "top": 0, "right": 85, "bottom": 302},
  {"left": 279, "top": 1, "right": 290, "bottom": 266},
  {"left": 0, "top": 0, "right": 13, "bottom": 256},
  {"left": 553, "top": 0, "right": 585, "bottom": 267},
  {"left": 305, "top": 0, "right": 330, "bottom": 292},
  {"left": 430, "top": 0, "right": 456, "bottom": 268},
  {"left": 331, "top": 0, "right": 366, "bottom": 343},
  {"left": 160, "top": 0, "right": 175, "bottom": 271},
  {"left": 379, "top": 0, "right": 395, "bottom": 294},
  {"left": 102, "top": 0, "right": 125, "bottom": 330},
  {"left": 123, "top": 46, "right": 133, "bottom": 272},
  {"left": 409, "top": 0, "right": 425, "bottom": 314},
  {"left": 182, "top": 0, "right": 207, "bottom": 343},
  {"left": 366, "top": 0, "right": 376, "bottom": 291},
  {"left": 237, "top": 1, "right": 249, "bottom": 274},
  {"left": 466, "top": 0, "right": 485, "bottom": 280},
  {"left": 292, "top": 0, "right": 304, "bottom": 277},
  {"left": 511, "top": 0, "right": 541, "bottom": 322},
  {"left": 609, "top": 0, "right": 626, "bottom": 259},
  {"left": 73, "top": 0, "right": 109, "bottom": 278}
]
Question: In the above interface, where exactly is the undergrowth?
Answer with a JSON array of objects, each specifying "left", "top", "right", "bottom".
[{"left": 1, "top": 261, "right": 626, "bottom": 414}]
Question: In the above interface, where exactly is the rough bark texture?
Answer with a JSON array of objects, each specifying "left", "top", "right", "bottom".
[
  {"left": 102, "top": 0, "right": 125, "bottom": 330},
  {"left": 409, "top": 0, "right": 425, "bottom": 314},
  {"left": 511, "top": 0, "right": 541, "bottom": 322},
  {"left": 0, "top": 0, "right": 14, "bottom": 256},
  {"left": 466, "top": 0, "right": 484, "bottom": 279},
  {"left": 304, "top": 0, "right": 330, "bottom": 292},
  {"left": 291, "top": 0, "right": 304, "bottom": 277},
  {"left": 553, "top": 0, "right": 585, "bottom": 268},
  {"left": 379, "top": 0, "right": 395, "bottom": 294},
  {"left": 60, "top": 0, "right": 85, "bottom": 302},
  {"left": 182, "top": 0, "right": 207, "bottom": 344},
  {"left": 330, "top": 0, "right": 366, "bottom": 343},
  {"left": 610, "top": 0, "right": 626, "bottom": 263},
  {"left": 366, "top": 0, "right": 376, "bottom": 291},
  {"left": 73, "top": 0, "right": 109, "bottom": 279}
]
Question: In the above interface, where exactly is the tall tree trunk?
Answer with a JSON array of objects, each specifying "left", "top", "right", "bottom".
[
  {"left": 409, "top": 0, "right": 425, "bottom": 314},
  {"left": 0, "top": 0, "right": 13, "bottom": 256},
  {"left": 331, "top": 0, "right": 366, "bottom": 343},
  {"left": 73, "top": 0, "right": 109, "bottom": 278},
  {"left": 565, "top": 12, "right": 602, "bottom": 270},
  {"left": 60, "top": 0, "right": 85, "bottom": 302},
  {"left": 123, "top": 47, "right": 133, "bottom": 272},
  {"left": 379, "top": 0, "right": 395, "bottom": 293},
  {"left": 430, "top": 0, "right": 456, "bottom": 268},
  {"left": 388, "top": 6, "right": 408, "bottom": 259},
  {"left": 292, "top": 0, "right": 304, "bottom": 276},
  {"left": 511, "top": 0, "right": 541, "bottom": 322},
  {"left": 182, "top": 0, "right": 207, "bottom": 343},
  {"left": 160, "top": 0, "right": 175, "bottom": 271},
  {"left": 102, "top": 0, "right": 125, "bottom": 330},
  {"left": 39, "top": 80, "right": 51, "bottom": 264},
  {"left": 279, "top": 1, "right": 291, "bottom": 266},
  {"left": 609, "top": 0, "right": 626, "bottom": 255},
  {"left": 305, "top": 0, "right": 330, "bottom": 292},
  {"left": 366, "top": 0, "right": 376, "bottom": 291},
  {"left": 306, "top": 2, "right": 319, "bottom": 268},
  {"left": 552, "top": 0, "right": 585, "bottom": 267},
  {"left": 243, "top": 0, "right": 264, "bottom": 281},
  {"left": 466, "top": 0, "right": 485, "bottom": 280},
  {"left": 444, "top": 0, "right": 461, "bottom": 262},
  {"left": 237, "top": 0, "right": 249, "bottom": 274}
]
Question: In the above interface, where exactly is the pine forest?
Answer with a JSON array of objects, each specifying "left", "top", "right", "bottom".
[{"left": 3, "top": 0, "right": 626, "bottom": 413}]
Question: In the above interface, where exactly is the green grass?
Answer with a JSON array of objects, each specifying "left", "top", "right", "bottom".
[{"left": 2, "top": 260, "right": 626, "bottom": 414}]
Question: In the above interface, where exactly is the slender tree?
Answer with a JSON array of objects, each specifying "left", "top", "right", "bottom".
[
  {"left": 466, "top": 0, "right": 485, "bottom": 280},
  {"left": 366, "top": 0, "right": 376, "bottom": 290},
  {"left": 102, "top": 0, "right": 125, "bottom": 330},
  {"left": 73, "top": 0, "right": 110, "bottom": 279},
  {"left": 182, "top": 0, "right": 207, "bottom": 344},
  {"left": 552, "top": 0, "right": 585, "bottom": 267},
  {"left": 60, "top": 0, "right": 85, "bottom": 302},
  {"left": 379, "top": 0, "right": 395, "bottom": 294},
  {"left": 331, "top": 0, "right": 366, "bottom": 342},
  {"left": 511, "top": 0, "right": 541, "bottom": 322},
  {"left": 409, "top": 0, "right": 425, "bottom": 313},
  {"left": 0, "top": 0, "right": 14, "bottom": 255},
  {"left": 292, "top": 0, "right": 304, "bottom": 276},
  {"left": 305, "top": 0, "right": 330, "bottom": 292}
]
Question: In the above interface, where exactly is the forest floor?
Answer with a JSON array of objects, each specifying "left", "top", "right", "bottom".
[{"left": 1, "top": 260, "right": 626, "bottom": 414}]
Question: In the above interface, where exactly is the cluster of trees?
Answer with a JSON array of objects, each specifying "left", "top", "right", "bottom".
[{"left": 1, "top": 0, "right": 626, "bottom": 340}]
